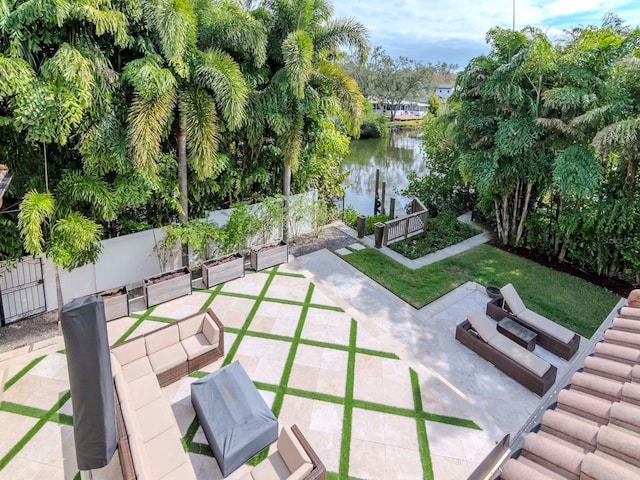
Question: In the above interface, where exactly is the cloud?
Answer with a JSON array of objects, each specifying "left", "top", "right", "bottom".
[{"left": 332, "top": 0, "right": 638, "bottom": 66}]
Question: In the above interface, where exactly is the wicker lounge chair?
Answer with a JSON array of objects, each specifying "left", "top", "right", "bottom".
[
  {"left": 486, "top": 284, "right": 580, "bottom": 360},
  {"left": 455, "top": 310, "right": 557, "bottom": 396}
]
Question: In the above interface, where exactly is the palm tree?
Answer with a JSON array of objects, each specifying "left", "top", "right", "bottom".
[
  {"left": 249, "top": 0, "right": 369, "bottom": 240},
  {"left": 124, "top": 0, "right": 266, "bottom": 228}
]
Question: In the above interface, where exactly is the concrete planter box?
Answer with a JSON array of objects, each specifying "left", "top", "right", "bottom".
[
  {"left": 143, "top": 267, "right": 192, "bottom": 308},
  {"left": 250, "top": 241, "right": 288, "bottom": 271},
  {"left": 202, "top": 252, "right": 245, "bottom": 288},
  {"left": 99, "top": 286, "right": 129, "bottom": 322}
]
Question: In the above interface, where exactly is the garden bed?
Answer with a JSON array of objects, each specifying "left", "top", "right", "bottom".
[
  {"left": 202, "top": 252, "right": 244, "bottom": 288},
  {"left": 389, "top": 215, "right": 478, "bottom": 259},
  {"left": 99, "top": 286, "right": 129, "bottom": 322},
  {"left": 250, "top": 240, "right": 288, "bottom": 271},
  {"left": 143, "top": 267, "right": 192, "bottom": 308}
]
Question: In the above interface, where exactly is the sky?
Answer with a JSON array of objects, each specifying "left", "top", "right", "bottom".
[{"left": 332, "top": 0, "right": 640, "bottom": 69}]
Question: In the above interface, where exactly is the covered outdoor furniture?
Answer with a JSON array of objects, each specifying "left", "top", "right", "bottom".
[
  {"left": 239, "top": 424, "right": 326, "bottom": 480},
  {"left": 486, "top": 283, "right": 580, "bottom": 360},
  {"left": 455, "top": 309, "right": 557, "bottom": 396},
  {"left": 191, "top": 361, "right": 279, "bottom": 477}
]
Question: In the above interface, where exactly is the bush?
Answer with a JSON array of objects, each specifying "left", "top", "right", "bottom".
[
  {"left": 359, "top": 112, "right": 389, "bottom": 138},
  {"left": 343, "top": 206, "right": 388, "bottom": 235},
  {"left": 389, "top": 214, "right": 478, "bottom": 259}
]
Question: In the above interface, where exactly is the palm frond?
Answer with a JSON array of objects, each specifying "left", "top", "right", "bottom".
[
  {"left": 592, "top": 118, "right": 640, "bottom": 153},
  {"left": 40, "top": 43, "right": 95, "bottom": 109},
  {"left": 55, "top": 170, "right": 116, "bottom": 221},
  {"left": 18, "top": 190, "right": 55, "bottom": 256},
  {"left": 196, "top": 0, "right": 267, "bottom": 68},
  {"left": 312, "top": 60, "right": 364, "bottom": 135},
  {"left": 128, "top": 88, "right": 176, "bottom": 176},
  {"left": 536, "top": 117, "right": 577, "bottom": 136},
  {"left": 180, "top": 87, "right": 223, "bottom": 180},
  {"left": 122, "top": 55, "right": 177, "bottom": 100},
  {"left": 313, "top": 18, "right": 369, "bottom": 62},
  {"left": 570, "top": 105, "right": 612, "bottom": 128},
  {"left": 553, "top": 145, "right": 602, "bottom": 199},
  {"left": 70, "top": 2, "right": 129, "bottom": 47},
  {"left": 50, "top": 212, "right": 103, "bottom": 269},
  {"left": 282, "top": 29, "right": 313, "bottom": 98},
  {"left": 80, "top": 109, "right": 129, "bottom": 176},
  {"left": 194, "top": 49, "right": 248, "bottom": 129},
  {"left": 542, "top": 87, "right": 597, "bottom": 114},
  {"left": 151, "top": 0, "right": 195, "bottom": 76},
  {"left": 0, "top": 55, "right": 35, "bottom": 97}
]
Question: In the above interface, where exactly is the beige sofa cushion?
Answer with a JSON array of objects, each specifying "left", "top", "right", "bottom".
[
  {"left": 178, "top": 313, "right": 204, "bottom": 339},
  {"left": 145, "top": 324, "right": 180, "bottom": 355},
  {"left": 181, "top": 332, "right": 217, "bottom": 360},
  {"left": 135, "top": 397, "right": 175, "bottom": 443},
  {"left": 250, "top": 452, "right": 291, "bottom": 479},
  {"left": 489, "top": 334, "right": 550, "bottom": 377},
  {"left": 148, "top": 342, "right": 187, "bottom": 374},
  {"left": 159, "top": 461, "right": 197, "bottom": 480},
  {"left": 144, "top": 428, "right": 189, "bottom": 480},
  {"left": 277, "top": 425, "right": 312, "bottom": 473},
  {"left": 467, "top": 309, "right": 498, "bottom": 343},
  {"left": 202, "top": 314, "right": 220, "bottom": 345},
  {"left": 113, "top": 336, "right": 147, "bottom": 366},
  {"left": 129, "top": 433, "right": 151, "bottom": 480},
  {"left": 127, "top": 372, "right": 163, "bottom": 410},
  {"left": 500, "top": 284, "right": 526, "bottom": 315},
  {"left": 122, "top": 356, "right": 154, "bottom": 383},
  {"left": 518, "top": 308, "right": 576, "bottom": 344}
]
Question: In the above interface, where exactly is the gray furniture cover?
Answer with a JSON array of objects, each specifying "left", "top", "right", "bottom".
[
  {"left": 61, "top": 294, "right": 117, "bottom": 470},
  {"left": 191, "top": 361, "right": 278, "bottom": 477}
]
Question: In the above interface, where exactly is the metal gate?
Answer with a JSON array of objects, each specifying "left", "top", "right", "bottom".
[{"left": 0, "top": 257, "right": 47, "bottom": 326}]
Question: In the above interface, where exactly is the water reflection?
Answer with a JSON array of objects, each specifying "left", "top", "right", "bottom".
[{"left": 342, "top": 130, "right": 427, "bottom": 214}]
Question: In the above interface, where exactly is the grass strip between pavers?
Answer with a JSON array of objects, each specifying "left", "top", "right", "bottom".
[
  {"left": 339, "top": 319, "right": 357, "bottom": 478},
  {"left": 115, "top": 305, "right": 157, "bottom": 344},
  {"left": 3, "top": 355, "right": 45, "bottom": 391},
  {"left": 222, "top": 267, "right": 279, "bottom": 367},
  {"left": 411, "top": 369, "right": 433, "bottom": 480},
  {"left": 0, "top": 400, "right": 73, "bottom": 426},
  {"left": 0, "top": 390, "right": 71, "bottom": 472},
  {"left": 225, "top": 326, "right": 400, "bottom": 360},
  {"left": 217, "top": 290, "right": 344, "bottom": 312}
]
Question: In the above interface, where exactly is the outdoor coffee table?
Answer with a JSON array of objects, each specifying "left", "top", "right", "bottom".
[
  {"left": 191, "top": 361, "right": 278, "bottom": 477},
  {"left": 498, "top": 317, "right": 537, "bottom": 351}
]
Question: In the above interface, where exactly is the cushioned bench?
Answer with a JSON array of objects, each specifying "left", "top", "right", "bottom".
[
  {"left": 455, "top": 310, "right": 557, "bottom": 396},
  {"left": 486, "top": 284, "right": 580, "bottom": 360}
]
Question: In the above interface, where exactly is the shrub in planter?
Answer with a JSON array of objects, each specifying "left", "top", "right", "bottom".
[
  {"left": 202, "top": 252, "right": 245, "bottom": 288},
  {"left": 99, "top": 286, "right": 129, "bottom": 322}
]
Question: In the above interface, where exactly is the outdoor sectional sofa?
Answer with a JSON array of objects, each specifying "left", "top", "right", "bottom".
[
  {"left": 486, "top": 283, "right": 580, "bottom": 360},
  {"left": 456, "top": 309, "right": 557, "bottom": 396},
  {"left": 110, "top": 308, "right": 224, "bottom": 479}
]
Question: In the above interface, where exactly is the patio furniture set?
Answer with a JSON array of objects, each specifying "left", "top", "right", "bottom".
[
  {"left": 110, "top": 308, "right": 325, "bottom": 479},
  {"left": 456, "top": 283, "right": 581, "bottom": 396}
]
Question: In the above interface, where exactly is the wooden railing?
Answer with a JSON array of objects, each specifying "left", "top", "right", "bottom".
[{"left": 381, "top": 198, "right": 427, "bottom": 246}]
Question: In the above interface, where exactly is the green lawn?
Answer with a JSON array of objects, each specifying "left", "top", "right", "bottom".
[{"left": 342, "top": 244, "right": 620, "bottom": 338}]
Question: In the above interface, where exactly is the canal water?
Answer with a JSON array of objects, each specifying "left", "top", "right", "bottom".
[{"left": 341, "top": 130, "right": 427, "bottom": 214}]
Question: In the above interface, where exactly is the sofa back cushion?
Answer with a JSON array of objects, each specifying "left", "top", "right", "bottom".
[
  {"left": 178, "top": 313, "right": 204, "bottom": 340},
  {"left": 112, "top": 337, "right": 147, "bottom": 366},
  {"left": 145, "top": 324, "right": 179, "bottom": 355},
  {"left": 277, "top": 425, "right": 311, "bottom": 474},
  {"left": 500, "top": 284, "right": 526, "bottom": 315},
  {"left": 202, "top": 314, "right": 220, "bottom": 345}
]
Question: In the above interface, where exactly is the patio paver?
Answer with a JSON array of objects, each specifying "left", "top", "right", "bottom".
[{"left": 0, "top": 258, "right": 499, "bottom": 480}]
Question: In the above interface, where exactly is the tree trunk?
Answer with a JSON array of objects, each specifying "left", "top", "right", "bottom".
[
  {"left": 494, "top": 200, "right": 504, "bottom": 242},
  {"left": 515, "top": 181, "right": 532, "bottom": 246},
  {"left": 501, "top": 194, "right": 510, "bottom": 245},
  {"left": 511, "top": 179, "right": 521, "bottom": 238},
  {"left": 177, "top": 124, "right": 189, "bottom": 268},
  {"left": 282, "top": 165, "right": 291, "bottom": 242}
]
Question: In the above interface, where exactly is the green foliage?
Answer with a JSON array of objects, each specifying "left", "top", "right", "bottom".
[
  {"left": 427, "top": 94, "right": 440, "bottom": 115},
  {"left": 343, "top": 206, "right": 387, "bottom": 235},
  {"left": 253, "top": 195, "right": 285, "bottom": 244},
  {"left": 0, "top": 215, "right": 25, "bottom": 261},
  {"left": 389, "top": 215, "right": 478, "bottom": 259},
  {"left": 221, "top": 202, "right": 259, "bottom": 254},
  {"left": 358, "top": 100, "right": 388, "bottom": 138}
]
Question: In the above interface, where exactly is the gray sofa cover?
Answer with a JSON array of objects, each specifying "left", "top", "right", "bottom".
[{"left": 191, "top": 361, "right": 278, "bottom": 477}]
